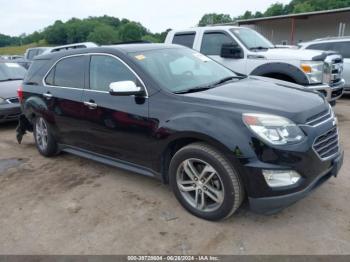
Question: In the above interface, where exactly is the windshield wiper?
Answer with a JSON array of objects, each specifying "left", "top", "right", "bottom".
[
  {"left": 174, "top": 76, "right": 244, "bottom": 94},
  {"left": 0, "top": 78, "right": 23, "bottom": 82},
  {"left": 211, "top": 76, "right": 244, "bottom": 86},
  {"left": 174, "top": 86, "right": 214, "bottom": 94},
  {"left": 249, "top": 46, "right": 269, "bottom": 51}
]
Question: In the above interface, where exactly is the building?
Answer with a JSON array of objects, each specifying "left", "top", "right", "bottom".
[{"left": 236, "top": 7, "right": 350, "bottom": 45}]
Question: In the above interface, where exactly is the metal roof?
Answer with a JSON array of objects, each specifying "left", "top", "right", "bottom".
[{"left": 236, "top": 7, "right": 350, "bottom": 25}]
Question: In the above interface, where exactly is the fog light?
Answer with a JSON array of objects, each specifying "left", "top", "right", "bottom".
[{"left": 262, "top": 170, "right": 301, "bottom": 187}]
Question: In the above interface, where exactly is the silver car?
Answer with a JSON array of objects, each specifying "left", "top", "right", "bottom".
[
  {"left": 0, "top": 61, "right": 27, "bottom": 123},
  {"left": 299, "top": 37, "right": 350, "bottom": 94}
]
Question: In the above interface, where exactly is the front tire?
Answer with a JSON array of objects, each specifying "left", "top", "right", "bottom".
[
  {"left": 169, "top": 143, "right": 244, "bottom": 221},
  {"left": 33, "top": 116, "right": 58, "bottom": 157}
]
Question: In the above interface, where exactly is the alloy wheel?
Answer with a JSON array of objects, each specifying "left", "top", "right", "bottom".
[
  {"left": 176, "top": 158, "right": 224, "bottom": 212},
  {"left": 35, "top": 118, "right": 49, "bottom": 151}
]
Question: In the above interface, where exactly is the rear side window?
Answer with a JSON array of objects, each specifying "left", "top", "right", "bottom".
[
  {"left": 24, "top": 59, "right": 48, "bottom": 85},
  {"left": 306, "top": 43, "right": 329, "bottom": 51},
  {"left": 201, "top": 32, "right": 235, "bottom": 56},
  {"left": 46, "top": 56, "right": 86, "bottom": 89},
  {"left": 172, "top": 33, "right": 196, "bottom": 48},
  {"left": 89, "top": 55, "right": 138, "bottom": 92},
  {"left": 327, "top": 42, "right": 350, "bottom": 58}
]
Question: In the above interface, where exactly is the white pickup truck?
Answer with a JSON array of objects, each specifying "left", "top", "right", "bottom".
[{"left": 165, "top": 26, "right": 345, "bottom": 104}]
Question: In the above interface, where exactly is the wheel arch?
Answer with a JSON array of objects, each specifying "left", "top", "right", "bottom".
[
  {"left": 159, "top": 132, "right": 240, "bottom": 184},
  {"left": 250, "top": 62, "right": 309, "bottom": 85}
]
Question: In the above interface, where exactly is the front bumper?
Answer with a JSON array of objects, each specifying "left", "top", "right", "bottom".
[
  {"left": 0, "top": 104, "right": 21, "bottom": 123},
  {"left": 249, "top": 151, "right": 344, "bottom": 214},
  {"left": 343, "top": 85, "right": 350, "bottom": 94},
  {"left": 305, "top": 79, "right": 345, "bottom": 102}
]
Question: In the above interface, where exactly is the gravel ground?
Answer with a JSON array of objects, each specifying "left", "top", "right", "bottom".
[{"left": 0, "top": 97, "right": 349, "bottom": 255}]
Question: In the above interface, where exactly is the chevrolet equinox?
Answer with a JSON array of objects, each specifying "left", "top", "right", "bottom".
[{"left": 17, "top": 44, "right": 344, "bottom": 221}]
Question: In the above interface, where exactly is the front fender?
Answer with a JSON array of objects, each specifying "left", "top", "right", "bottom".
[
  {"left": 250, "top": 62, "right": 309, "bottom": 85},
  {"left": 156, "top": 111, "right": 255, "bottom": 159}
]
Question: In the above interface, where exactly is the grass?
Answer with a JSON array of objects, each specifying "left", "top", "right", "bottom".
[{"left": 0, "top": 43, "right": 41, "bottom": 55}]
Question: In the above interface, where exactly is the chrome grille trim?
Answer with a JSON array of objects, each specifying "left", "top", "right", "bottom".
[
  {"left": 325, "top": 54, "right": 344, "bottom": 87},
  {"left": 305, "top": 106, "right": 333, "bottom": 127},
  {"left": 313, "top": 126, "right": 339, "bottom": 161}
]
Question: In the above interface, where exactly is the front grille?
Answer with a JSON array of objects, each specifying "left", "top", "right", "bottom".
[
  {"left": 329, "top": 58, "right": 343, "bottom": 86},
  {"left": 332, "top": 88, "right": 343, "bottom": 98},
  {"left": 313, "top": 127, "right": 339, "bottom": 160},
  {"left": 6, "top": 97, "right": 19, "bottom": 104},
  {"left": 306, "top": 107, "right": 332, "bottom": 126}
]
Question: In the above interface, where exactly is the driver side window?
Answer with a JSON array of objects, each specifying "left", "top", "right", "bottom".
[
  {"left": 201, "top": 32, "right": 236, "bottom": 56},
  {"left": 89, "top": 55, "right": 137, "bottom": 92}
]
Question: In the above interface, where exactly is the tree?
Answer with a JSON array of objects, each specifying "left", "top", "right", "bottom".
[
  {"left": 264, "top": 3, "right": 286, "bottom": 16},
  {"left": 45, "top": 20, "right": 67, "bottom": 45},
  {"left": 198, "top": 13, "right": 233, "bottom": 26},
  {"left": 87, "top": 24, "right": 119, "bottom": 44},
  {"left": 118, "top": 22, "right": 147, "bottom": 42}
]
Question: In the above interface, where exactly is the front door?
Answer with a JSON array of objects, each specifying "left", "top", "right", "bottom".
[
  {"left": 80, "top": 54, "right": 153, "bottom": 166},
  {"left": 200, "top": 31, "right": 247, "bottom": 74}
]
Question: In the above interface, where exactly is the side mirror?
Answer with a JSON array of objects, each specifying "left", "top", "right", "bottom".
[
  {"left": 221, "top": 44, "right": 244, "bottom": 59},
  {"left": 109, "top": 81, "right": 144, "bottom": 96}
]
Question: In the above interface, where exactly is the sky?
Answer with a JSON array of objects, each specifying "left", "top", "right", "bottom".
[{"left": 0, "top": 0, "right": 291, "bottom": 36}]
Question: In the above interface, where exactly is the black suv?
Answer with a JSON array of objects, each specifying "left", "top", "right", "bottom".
[{"left": 17, "top": 44, "right": 344, "bottom": 221}]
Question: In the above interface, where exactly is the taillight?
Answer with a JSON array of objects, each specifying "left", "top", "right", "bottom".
[{"left": 17, "top": 86, "right": 24, "bottom": 103}]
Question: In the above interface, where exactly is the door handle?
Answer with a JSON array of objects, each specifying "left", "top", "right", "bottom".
[
  {"left": 43, "top": 92, "right": 53, "bottom": 99},
  {"left": 84, "top": 101, "right": 98, "bottom": 109}
]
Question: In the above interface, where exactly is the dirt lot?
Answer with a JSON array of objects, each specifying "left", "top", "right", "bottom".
[{"left": 0, "top": 97, "right": 349, "bottom": 255}]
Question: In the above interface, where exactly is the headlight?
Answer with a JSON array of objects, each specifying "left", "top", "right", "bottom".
[
  {"left": 0, "top": 97, "right": 7, "bottom": 105},
  {"left": 243, "top": 113, "right": 305, "bottom": 145},
  {"left": 300, "top": 61, "right": 324, "bottom": 84}
]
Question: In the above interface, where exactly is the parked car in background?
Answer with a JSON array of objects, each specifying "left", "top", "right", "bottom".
[
  {"left": 299, "top": 37, "right": 350, "bottom": 94},
  {"left": 0, "top": 61, "right": 26, "bottom": 123},
  {"left": 17, "top": 44, "right": 343, "bottom": 220},
  {"left": 24, "top": 47, "right": 51, "bottom": 67},
  {"left": 165, "top": 26, "right": 345, "bottom": 105},
  {"left": 1, "top": 55, "right": 28, "bottom": 69},
  {"left": 0, "top": 55, "right": 24, "bottom": 60},
  {"left": 23, "top": 42, "right": 98, "bottom": 69}
]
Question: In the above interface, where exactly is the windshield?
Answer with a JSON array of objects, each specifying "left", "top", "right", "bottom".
[
  {"left": 0, "top": 63, "right": 26, "bottom": 81},
  {"left": 230, "top": 28, "right": 274, "bottom": 49},
  {"left": 130, "top": 48, "right": 237, "bottom": 93}
]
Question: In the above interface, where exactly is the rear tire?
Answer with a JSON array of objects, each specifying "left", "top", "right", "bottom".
[
  {"left": 169, "top": 143, "right": 244, "bottom": 221},
  {"left": 33, "top": 116, "right": 58, "bottom": 157}
]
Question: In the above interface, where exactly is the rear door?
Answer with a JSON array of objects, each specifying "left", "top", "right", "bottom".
[
  {"left": 43, "top": 55, "right": 89, "bottom": 147},
  {"left": 80, "top": 54, "right": 151, "bottom": 165},
  {"left": 171, "top": 32, "right": 196, "bottom": 49}
]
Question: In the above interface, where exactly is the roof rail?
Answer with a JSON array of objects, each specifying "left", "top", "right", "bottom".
[
  {"left": 313, "top": 36, "right": 350, "bottom": 41},
  {"left": 43, "top": 42, "right": 98, "bottom": 55}
]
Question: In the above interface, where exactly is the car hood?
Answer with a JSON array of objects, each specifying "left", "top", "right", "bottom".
[
  {"left": 254, "top": 48, "right": 324, "bottom": 61},
  {"left": 0, "top": 80, "right": 22, "bottom": 99},
  {"left": 184, "top": 76, "right": 328, "bottom": 124}
]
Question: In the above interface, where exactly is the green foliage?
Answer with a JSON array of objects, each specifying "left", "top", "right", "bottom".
[
  {"left": 45, "top": 20, "right": 67, "bottom": 45},
  {"left": 198, "top": 13, "right": 233, "bottom": 26},
  {"left": 87, "top": 24, "right": 119, "bottom": 44},
  {"left": 228, "top": 0, "right": 350, "bottom": 22},
  {"left": 118, "top": 22, "right": 147, "bottom": 42},
  {"left": 0, "top": 15, "right": 168, "bottom": 51},
  {"left": 264, "top": 3, "right": 286, "bottom": 16}
]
